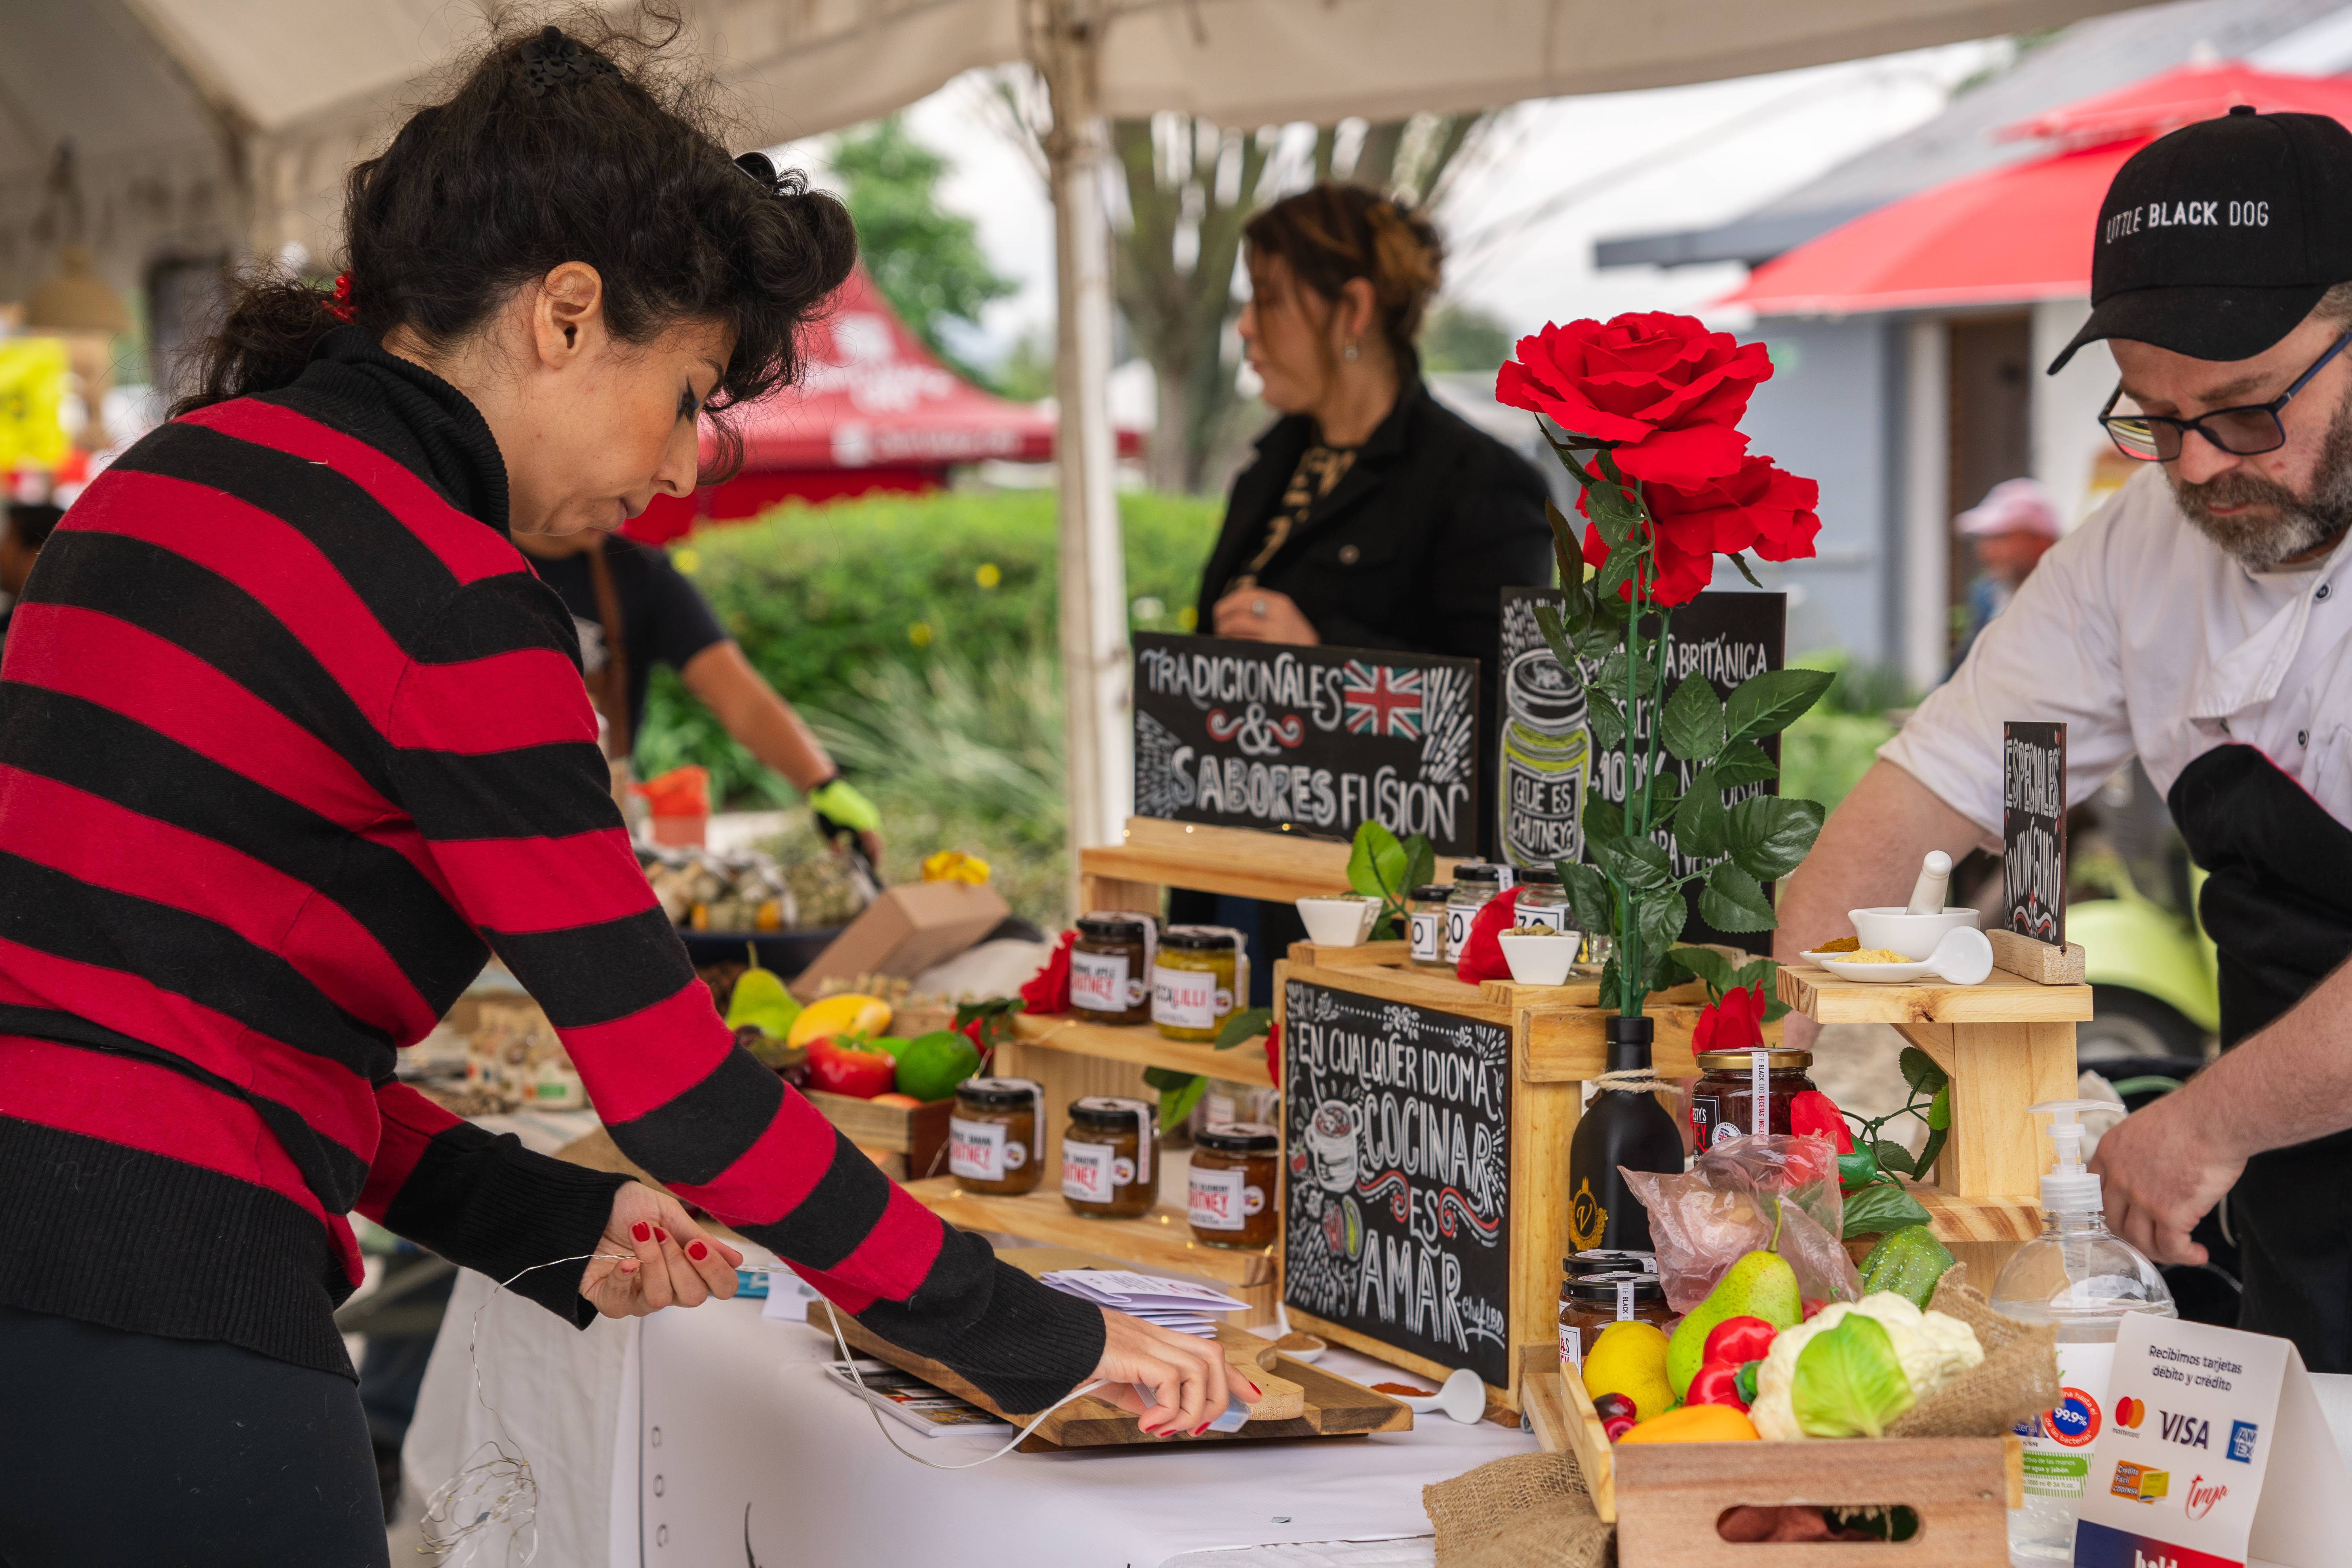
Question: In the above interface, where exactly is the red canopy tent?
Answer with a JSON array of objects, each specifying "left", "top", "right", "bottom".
[
  {"left": 1722, "top": 65, "right": 2352, "bottom": 318},
  {"left": 627, "top": 266, "right": 1131, "bottom": 544}
]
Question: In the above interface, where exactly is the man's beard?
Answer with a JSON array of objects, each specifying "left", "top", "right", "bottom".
[{"left": 2173, "top": 395, "right": 2352, "bottom": 570}]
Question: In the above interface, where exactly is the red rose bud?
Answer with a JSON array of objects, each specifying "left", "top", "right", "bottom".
[
  {"left": 1689, "top": 983, "right": 1766, "bottom": 1059},
  {"left": 1701, "top": 1316, "right": 1778, "bottom": 1370},
  {"left": 1789, "top": 1089, "right": 1855, "bottom": 1154},
  {"left": 1019, "top": 929, "right": 1077, "bottom": 1015}
]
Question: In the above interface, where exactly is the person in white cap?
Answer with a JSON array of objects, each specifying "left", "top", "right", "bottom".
[{"left": 1952, "top": 477, "right": 2062, "bottom": 666}]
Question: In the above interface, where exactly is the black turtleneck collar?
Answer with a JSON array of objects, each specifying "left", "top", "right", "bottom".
[{"left": 277, "top": 325, "right": 512, "bottom": 532}]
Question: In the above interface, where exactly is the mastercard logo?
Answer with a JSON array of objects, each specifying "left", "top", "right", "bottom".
[{"left": 2116, "top": 1396, "right": 2146, "bottom": 1430}]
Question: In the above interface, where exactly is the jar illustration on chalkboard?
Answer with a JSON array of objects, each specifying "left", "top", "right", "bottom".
[
  {"left": 1306, "top": 1099, "right": 1359, "bottom": 1193},
  {"left": 1499, "top": 648, "right": 1591, "bottom": 871}
]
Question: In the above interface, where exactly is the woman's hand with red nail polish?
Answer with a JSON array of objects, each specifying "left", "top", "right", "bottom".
[
  {"left": 579, "top": 1183, "right": 744, "bottom": 1319},
  {"left": 1087, "top": 1308, "right": 1243, "bottom": 1439}
]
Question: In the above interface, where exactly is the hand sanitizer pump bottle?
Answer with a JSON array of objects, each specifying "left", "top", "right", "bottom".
[{"left": 1990, "top": 1099, "right": 2175, "bottom": 1566}]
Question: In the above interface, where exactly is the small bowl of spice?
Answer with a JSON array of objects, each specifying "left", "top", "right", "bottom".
[
  {"left": 1295, "top": 894, "right": 1381, "bottom": 947},
  {"left": 1499, "top": 925, "right": 1581, "bottom": 986}
]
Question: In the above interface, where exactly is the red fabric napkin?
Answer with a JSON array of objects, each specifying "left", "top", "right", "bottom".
[{"left": 1453, "top": 886, "right": 1530, "bottom": 983}]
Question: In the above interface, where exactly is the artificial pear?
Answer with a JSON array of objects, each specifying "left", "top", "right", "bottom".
[{"left": 1665, "top": 1248, "right": 1802, "bottom": 1397}]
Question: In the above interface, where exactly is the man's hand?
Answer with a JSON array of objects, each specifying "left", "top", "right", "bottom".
[
  {"left": 1212, "top": 587, "right": 1319, "bottom": 645},
  {"left": 2089, "top": 1090, "right": 2244, "bottom": 1266},
  {"left": 579, "top": 1182, "right": 745, "bottom": 1318},
  {"left": 1086, "top": 1308, "right": 1265, "bottom": 1437}
]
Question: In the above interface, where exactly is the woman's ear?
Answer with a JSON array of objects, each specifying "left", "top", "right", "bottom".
[
  {"left": 1337, "top": 277, "right": 1379, "bottom": 353},
  {"left": 535, "top": 262, "right": 607, "bottom": 364}
]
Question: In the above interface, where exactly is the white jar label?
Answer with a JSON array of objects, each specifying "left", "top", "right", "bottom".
[
  {"left": 1153, "top": 964, "right": 1221, "bottom": 1031},
  {"left": 1062, "top": 1140, "right": 1115, "bottom": 1203},
  {"left": 1751, "top": 1050, "right": 1771, "bottom": 1140},
  {"left": 1444, "top": 906, "right": 1471, "bottom": 962},
  {"left": 1068, "top": 950, "right": 1129, "bottom": 1014},
  {"left": 1616, "top": 1278, "right": 1635, "bottom": 1320},
  {"left": 948, "top": 1117, "right": 1006, "bottom": 1181},
  {"left": 1409, "top": 909, "right": 1443, "bottom": 962},
  {"left": 1516, "top": 901, "right": 1571, "bottom": 935},
  {"left": 1188, "top": 1164, "right": 1247, "bottom": 1230},
  {"left": 1559, "top": 1322, "right": 1583, "bottom": 1373}
]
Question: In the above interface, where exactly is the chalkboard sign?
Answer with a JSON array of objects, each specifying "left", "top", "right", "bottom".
[
  {"left": 1281, "top": 977, "right": 1512, "bottom": 1388},
  {"left": 2004, "top": 721, "right": 2067, "bottom": 946},
  {"left": 1133, "top": 632, "right": 1481, "bottom": 856},
  {"left": 1497, "top": 589, "right": 1786, "bottom": 950}
]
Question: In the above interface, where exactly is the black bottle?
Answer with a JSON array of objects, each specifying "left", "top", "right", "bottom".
[{"left": 1565, "top": 1016, "right": 1684, "bottom": 1253}]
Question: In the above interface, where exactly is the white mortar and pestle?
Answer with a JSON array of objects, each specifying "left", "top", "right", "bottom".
[{"left": 1843, "top": 851, "right": 1995, "bottom": 985}]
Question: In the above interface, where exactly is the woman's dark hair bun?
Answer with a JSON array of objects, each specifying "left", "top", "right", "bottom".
[
  {"left": 1243, "top": 182, "right": 1444, "bottom": 370},
  {"left": 176, "top": 6, "right": 858, "bottom": 476}
]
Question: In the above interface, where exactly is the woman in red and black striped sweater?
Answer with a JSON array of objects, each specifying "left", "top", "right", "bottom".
[{"left": 0, "top": 23, "right": 1247, "bottom": 1565}]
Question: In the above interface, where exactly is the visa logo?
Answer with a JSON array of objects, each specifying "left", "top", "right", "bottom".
[{"left": 2159, "top": 1411, "right": 2210, "bottom": 1449}]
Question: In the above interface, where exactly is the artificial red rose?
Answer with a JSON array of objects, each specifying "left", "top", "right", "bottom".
[
  {"left": 1689, "top": 981, "right": 1765, "bottom": 1059},
  {"left": 1496, "top": 312, "right": 1773, "bottom": 473},
  {"left": 1789, "top": 1089, "right": 1855, "bottom": 1155},
  {"left": 1019, "top": 928, "right": 1076, "bottom": 1015},
  {"left": 1585, "top": 454, "right": 1821, "bottom": 608}
]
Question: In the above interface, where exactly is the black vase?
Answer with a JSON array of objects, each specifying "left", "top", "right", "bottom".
[{"left": 1565, "top": 1015, "right": 1684, "bottom": 1253}]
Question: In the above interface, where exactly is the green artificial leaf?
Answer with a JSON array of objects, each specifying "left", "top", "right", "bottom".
[
  {"left": 1543, "top": 495, "right": 1580, "bottom": 555},
  {"left": 1634, "top": 888, "right": 1689, "bottom": 961},
  {"left": 1643, "top": 757, "right": 1685, "bottom": 818},
  {"left": 1927, "top": 1084, "right": 1951, "bottom": 1131},
  {"left": 1837, "top": 1148, "right": 1882, "bottom": 1190},
  {"left": 1532, "top": 603, "right": 1581, "bottom": 679},
  {"left": 1726, "top": 795, "right": 1827, "bottom": 882},
  {"left": 1573, "top": 621, "right": 1619, "bottom": 663},
  {"left": 1731, "top": 957, "right": 1779, "bottom": 993},
  {"left": 1842, "top": 1181, "right": 1934, "bottom": 1239},
  {"left": 1595, "top": 646, "right": 1626, "bottom": 694},
  {"left": 1792, "top": 1313, "right": 1917, "bottom": 1438},
  {"left": 1141, "top": 1065, "right": 1192, "bottom": 1092},
  {"left": 1596, "top": 954, "right": 1623, "bottom": 1007},
  {"left": 1558, "top": 859, "right": 1616, "bottom": 937},
  {"left": 1762, "top": 997, "right": 1791, "bottom": 1023},
  {"left": 1156, "top": 1073, "right": 1209, "bottom": 1132},
  {"left": 1661, "top": 676, "right": 1727, "bottom": 764},
  {"left": 1872, "top": 1139, "right": 1918, "bottom": 1178},
  {"left": 1725, "top": 550, "right": 1766, "bottom": 590},
  {"left": 1916, "top": 1126, "right": 1948, "bottom": 1179},
  {"left": 1725, "top": 668, "right": 1838, "bottom": 741},
  {"left": 1712, "top": 739, "right": 1779, "bottom": 788},
  {"left": 1346, "top": 820, "right": 1408, "bottom": 900},
  {"left": 1670, "top": 943, "right": 1739, "bottom": 996},
  {"left": 1592, "top": 589, "right": 1630, "bottom": 628},
  {"left": 1598, "top": 542, "right": 1642, "bottom": 602},
  {"left": 1651, "top": 946, "right": 1696, "bottom": 994},
  {"left": 1673, "top": 772, "right": 1731, "bottom": 860},
  {"left": 1594, "top": 833, "right": 1674, "bottom": 891},
  {"left": 1898, "top": 1047, "right": 1949, "bottom": 1096},
  {"left": 1699, "top": 860, "right": 1777, "bottom": 932},
  {"left": 1402, "top": 834, "right": 1436, "bottom": 898},
  {"left": 1585, "top": 795, "right": 1626, "bottom": 847},
  {"left": 1215, "top": 1008, "right": 1273, "bottom": 1050},
  {"left": 1586, "top": 691, "right": 1627, "bottom": 753}
]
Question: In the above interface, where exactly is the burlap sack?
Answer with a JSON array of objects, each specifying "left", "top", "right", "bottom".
[
  {"left": 1423, "top": 1450, "right": 1613, "bottom": 1568},
  {"left": 1886, "top": 1264, "right": 2062, "bottom": 1438}
]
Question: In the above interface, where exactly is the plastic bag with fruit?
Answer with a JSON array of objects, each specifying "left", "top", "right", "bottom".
[{"left": 1619, "top": 1132, "right": 1863, "bottom": 1314}]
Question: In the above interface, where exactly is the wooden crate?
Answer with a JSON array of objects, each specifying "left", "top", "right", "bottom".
[
  {"left": 1529, "top": 1348, "right": 2024, "bottom": 1564},
  {"left": 801, "top": 1088, "right": 953, "bottom": 1183}
]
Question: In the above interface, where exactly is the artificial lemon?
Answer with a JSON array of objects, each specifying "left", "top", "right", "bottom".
[
  {"left": 1581, "top": 1320, "right": 1674, "bottom": 1426},
  {"left": 1613, "top": 1404, "right": 1760, "bottom": 1444}
]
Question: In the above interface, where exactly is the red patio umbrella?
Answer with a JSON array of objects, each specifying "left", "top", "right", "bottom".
[{"left": 1722, "top": 65, "right": 2352, "bottom": 318}]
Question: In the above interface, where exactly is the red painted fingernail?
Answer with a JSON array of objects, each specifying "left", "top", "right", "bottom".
[
  {"left": 631, "top": 1222, "right": 651, "bottom": 1242},
  {"left": 1193, "top": 1422, "right": 1210, "bottom": 1437},
  {"left": 688, "top": 1240, "right": 708, "bottom": 1261},
  {"left": 654, "top": 1227, "right": 668, "bottom": 1243}
]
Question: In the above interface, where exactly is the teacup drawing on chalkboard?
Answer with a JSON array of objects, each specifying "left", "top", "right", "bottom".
[{"left": 1308, "top": 1100, "right": 1359, "bottom": 1193}]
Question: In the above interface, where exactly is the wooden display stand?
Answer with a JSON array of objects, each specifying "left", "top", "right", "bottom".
[
  {"left": 902, "top": 818, "right": 1463, "bottom": 1325},
  {"left": 1776, "top": 960, "right": 2090, "bottom": 1282}
]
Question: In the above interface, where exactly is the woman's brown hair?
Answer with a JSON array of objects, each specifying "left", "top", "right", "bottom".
[{"left": 1243, "top": 182, "right": 1444, "bottom": 371}]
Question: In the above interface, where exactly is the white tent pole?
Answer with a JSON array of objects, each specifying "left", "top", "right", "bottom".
[{"left": 1032, "top": 0, "right": 1131, "bottom": 909}]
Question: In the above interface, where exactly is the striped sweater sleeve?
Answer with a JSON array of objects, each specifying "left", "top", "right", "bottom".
[{"left": 385, "top": 573, "right": 1105, "bottom": 1408}]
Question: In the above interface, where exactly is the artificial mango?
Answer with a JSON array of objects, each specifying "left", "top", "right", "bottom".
[{"left": 787, "top": 993, "right": 893, "bottom": 1049}]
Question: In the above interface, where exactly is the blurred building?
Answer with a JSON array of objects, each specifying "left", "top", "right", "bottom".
[{"left": 1596, "top": 0, "right": 2352, "bottom": 686}]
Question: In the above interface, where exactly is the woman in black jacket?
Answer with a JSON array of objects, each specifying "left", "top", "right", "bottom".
[{"left": 1183, "top": 184, "right": 1553, "bottom": 984}]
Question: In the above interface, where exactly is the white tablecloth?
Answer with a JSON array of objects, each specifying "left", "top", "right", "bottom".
[{"left": 406, "top": 1269, "right": 1530, "bottom": 1568}]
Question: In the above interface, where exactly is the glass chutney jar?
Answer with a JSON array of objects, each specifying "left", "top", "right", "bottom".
[
  {"left": 1444, "top": 863, "right": 1505, "bottom": 964},
  {"left": 1152, "top": 926, "right": 1238, "bottom": 1042},
  {"left": 1060, "top": 1096, "right": 1157, "bottom": 1217},
  {"left": 1689, "top": 1049, "right": 1818, "bottom": 1152},
  {"left": 1511, "top": 863, "right": 1571, "bottom": 934},
  {"left": 1406, "top": 884, "right": 1453, "bottom": 970},
  {"left": 1188, "top": 1122, "right": 1278, "bottom": 1247},
  {"left": 1557, "top": 1270, "right": 1675, "bottom": 1376},
  {"left": 948, "top": 1076, "right": 1044, "bottom": 1195},
  {"left": 1069, "top": 913, "right": 1155, "bottom": 1025}
]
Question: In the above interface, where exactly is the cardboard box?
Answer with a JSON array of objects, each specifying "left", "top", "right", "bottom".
[{"left": 789, "top": 880, "right": 1010, "bottom": 1002}]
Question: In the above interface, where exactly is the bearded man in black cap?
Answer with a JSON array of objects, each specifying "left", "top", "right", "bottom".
[{"left": 1778, "top": 105, "right": 2352, "bottom": 1367}]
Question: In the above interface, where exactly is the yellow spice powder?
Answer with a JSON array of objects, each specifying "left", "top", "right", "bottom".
[{"left": 1840, "top": 948, "right": 1913, "bottom": 964}]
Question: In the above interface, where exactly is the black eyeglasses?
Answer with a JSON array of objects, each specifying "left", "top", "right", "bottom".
[{"left": 2100, "top": 331, "right": 2352, "bottom": 462}]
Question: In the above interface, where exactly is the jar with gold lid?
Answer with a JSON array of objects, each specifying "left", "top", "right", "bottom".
[
  {"left": 1689, "top": 1048, "right": 1817, "bottom": 1152},
  {"left": 1558, "top": 1270, "right": 1675, "bottom": 1376}
]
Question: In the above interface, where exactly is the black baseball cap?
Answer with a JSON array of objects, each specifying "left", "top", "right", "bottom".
[{"left": 2047, "top": 106, "right": 2352, "bottom": 373}]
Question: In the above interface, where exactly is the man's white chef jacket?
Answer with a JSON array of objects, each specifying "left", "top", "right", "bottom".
[{"left": 1882, "top": 463, "right": 2352, "bottom": 831}]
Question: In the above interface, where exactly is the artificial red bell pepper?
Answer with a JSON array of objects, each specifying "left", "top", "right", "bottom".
[
  {"left": 1687, "top": 1360, "right": 1750, "bottom": 1412},
  {"left": 1701, "top": 1316, "right": 1779, "bottom": 1370},
  {"left": 806, "top": 1035, "right": 897, "bottom": 1098}
]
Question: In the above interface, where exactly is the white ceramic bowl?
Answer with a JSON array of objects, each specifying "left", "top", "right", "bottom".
[
  {"left": 1848, "top": 905, "right": 1981, "bottom": 962},
  {"left": 1295, "top": 895, "right": 1379, "bottom": 946},
  {"left": 1499, "top": 931, "right": 1581, "bottom": 986}
]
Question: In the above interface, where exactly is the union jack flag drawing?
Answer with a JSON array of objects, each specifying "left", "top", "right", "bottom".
[{"left": 1341, "top": 661, "right": 1425, "bottom": 739}]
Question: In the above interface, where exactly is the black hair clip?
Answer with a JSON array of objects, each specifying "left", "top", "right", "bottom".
[
  {"left": 518, "top": 26, "right": 619, "bottom": 97},
  {"left": 734, "top": 151, "right": 780, "bottom": 190}
]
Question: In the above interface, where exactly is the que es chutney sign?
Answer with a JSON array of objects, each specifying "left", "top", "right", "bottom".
[
  {"left": 1133, "top": 632, "right": 1480, "bottom": 857},
  {"left": 1281, "top": 978, "right": 1512, "bottom": 1388},
  {"left": 2004, "top": 721, "right": 2067, "bottom": 947}
]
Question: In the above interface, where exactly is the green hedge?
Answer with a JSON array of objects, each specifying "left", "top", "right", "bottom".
[{"left": 636, "top": 488, "right": 1225, "bottom": 806}]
